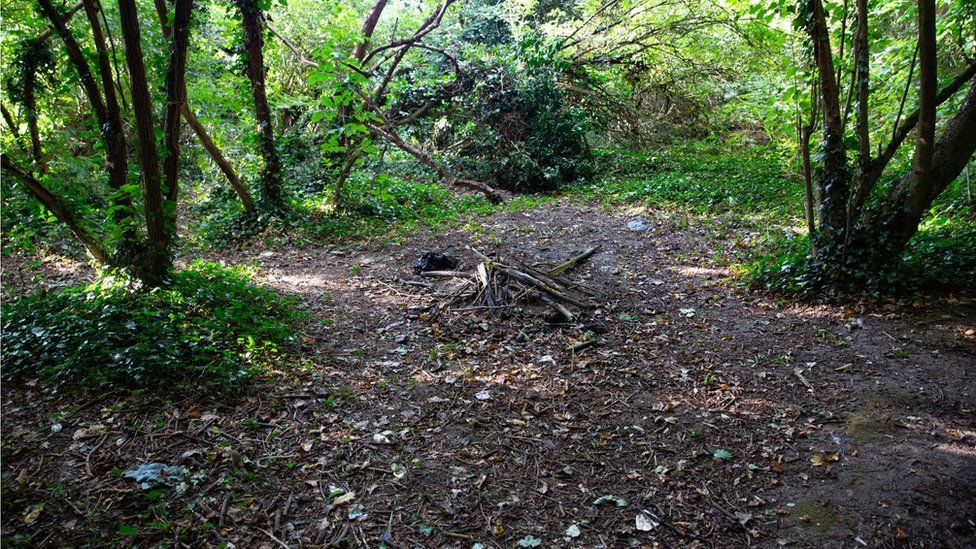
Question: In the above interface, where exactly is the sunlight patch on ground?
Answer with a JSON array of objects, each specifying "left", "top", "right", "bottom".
[
  {"left": 933, "top": 441, "right": 976, "bottom": 457},
  {"left": 673, "top": 265, "right": 730, "bottom": 277}
]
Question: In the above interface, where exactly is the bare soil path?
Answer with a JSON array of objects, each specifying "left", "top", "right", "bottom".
[{"left": 3, "top": 199, "right": 974, "bottom": 547}]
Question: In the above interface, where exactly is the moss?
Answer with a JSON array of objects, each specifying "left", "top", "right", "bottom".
[
  {"left": 792, "top": 498, "right": 852, "bottom": 533},
  {"left": 845, "top": 396, "right": 897, "bottom": 444}
]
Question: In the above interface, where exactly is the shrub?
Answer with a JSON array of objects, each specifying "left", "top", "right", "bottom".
[
  {"left": 462, "top": 37, "right": 593, "bottom": 192},
  {"left": 1, "top": 261, "right": 299, "bottom": 393}
]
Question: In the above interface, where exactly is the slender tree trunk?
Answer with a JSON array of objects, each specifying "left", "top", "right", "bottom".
[
  {"left": 238, "top": 0, "right": 285, "bottom": 211},
  {"left": 161, "top": 0, "right": 194, "bottom": 251},
  {"left": 866, "top": 81, "right": 976, "bottom": 256},
  {"left": 800, "top": 82, "right": 819, "bottom": 248},
  {"left": 331, "top": 0, "right": 388, "bottom": 206},
  {"left": 806, "top": 0, "right": 850, "bottom": 237},
  {"left": 853, "top": 0, "right": 870, "bottom": 179},
  {"left": 913, "top": 0, "right": 937, "bottom": 187},
  {"left": 36, "top": 0, "right": 107, "bottom": 125},
  {"left": 181, "top": 105, "right": 256, "bottom": 211},
  {"left": 851, "top": 60, "right": 975, "bottom": 216},
  {"left": 83, "top": 0, "right": 139, "bottom": 249},
  {"left": 22, "top": 65, "right": 44, "bottom": 174},
  {"left": 352, "top": 0, "right": 387, "bottom": 62},
  {"left": 2, "top": 154, "right": 109, "bottom": 264},
  {"left": 118, "top": 0, "right": 168, "bottom": 283},
  {"left": 153, "top": 0, "right": 255, "bottom": 212},
  {"left": 38, "top": 0, "right": 140, "bottom": 257}
]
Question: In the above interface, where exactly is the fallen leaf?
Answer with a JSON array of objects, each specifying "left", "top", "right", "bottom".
[
  {"left": 636, "top": 510, "right": 658, "bottom": 531},
  {"left": 333, "top": 491, "right": 356, "bottom": 505},
  {"left": 21, "top": 505, "right": 42, "bottom": 525},
  {"left": 593, "top": 494, "right": 628, "bottom": 507},
  {"left": 713, "top": 449, "right": 733, "bottom": 461},
  {"left": 517, "top": 535, "right": 542, "bottom": 547},
  {"left": 811, "top": 452, "right": 839, "bottom": 467}
]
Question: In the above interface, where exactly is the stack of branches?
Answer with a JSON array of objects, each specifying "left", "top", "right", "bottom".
[{"left": 417, "top": 246, "right": 601, "bottom": 322}]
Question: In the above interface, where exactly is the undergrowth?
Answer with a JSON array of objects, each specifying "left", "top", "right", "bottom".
[
  {"left": 189, "top": 169, "right": 553, "bottom": 249},
  {"left": 582, "top": 137, "right": 975, "bottom": 294},
  {"left": 580, "top": 137, "right": 803, "bottom": 220},
  {"left": 1, "top": 261, "right": 299, "bottom": 394}
]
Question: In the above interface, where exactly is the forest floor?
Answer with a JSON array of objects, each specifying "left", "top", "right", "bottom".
[{"left": 2, "top": 198, "right": 975, "bottom": 548}]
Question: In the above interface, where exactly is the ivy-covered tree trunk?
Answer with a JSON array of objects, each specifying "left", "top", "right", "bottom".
[
  {"left": 118, "top": 0, "right": 169, "bottom": 284},
  {"left": 864, "top": 81, "right": 976, "bottom": 255},
  {"left": 238, "top": 0, "right": 286, "bottom": 212},
  {"left": 82, "top": 0, "right": 140, "bottom": 252},
  {"left": 161, "top": 0, "right": 194, "bottom": 251},
  {"left": 802, "top": 0, "right": 976, "bottom": 286},
  {"left": 806, "top": 0, "right": 849, "bottom": 244},
  {"left": 37, "top": 0, "right": 139, "bottom": 256},
  {"left": 21, "top": 52, "right": 44, "bottom": 174}
]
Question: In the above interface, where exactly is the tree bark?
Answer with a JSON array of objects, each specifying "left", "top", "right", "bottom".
[
  {"left": 238, "top": 0, "right": 285, "bottom": 211},
  {"left": 866, "top": 82, "right": 976, "bottom": 255},
  {"left": 853, "top": 0, "right": 870, "bottom": 179},
  {"left": 806, "top": 0, "right": 850, "bottom": 236},
  {"left": 912, "top": 0, "right": 937, "bottom": 187},
  {"left": 154, "top": 0, "right": 254, "bottom": 212},
  {"left": 352, "top": 0, "right": 387, "bottom": 63},
  {"left": 180, "top": 105, "right": 256, "bottom": 211},
  {"left": 2, "top": 154, "right": 109, "bottom": 264},
  {"left": 118, "top": 0, "right": 168, "bottom": 283},
  {"left": 161, "top": 0, "right": 194, "bottom": 250},
  {"left": 800, "top": 82, "right": 819, "bottom": 248},
  {"left": 83, "top": 0, "right": 139, "bottom": 248}
]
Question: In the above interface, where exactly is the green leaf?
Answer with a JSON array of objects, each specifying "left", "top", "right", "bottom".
[{"left": 713, "top": 449, "right": 733, "bottom": 461}]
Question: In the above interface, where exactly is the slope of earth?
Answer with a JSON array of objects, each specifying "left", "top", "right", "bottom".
[{"left": 2, "top": 199, "right": 974, "bottom": 547}]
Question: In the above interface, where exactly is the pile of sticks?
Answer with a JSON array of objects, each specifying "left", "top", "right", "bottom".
[{"left": 417, "top": 245, "right": 601, "bottom": 321}]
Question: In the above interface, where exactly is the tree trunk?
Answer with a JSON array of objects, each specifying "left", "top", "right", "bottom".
[
  {"left": 850, "top": 60, "right": 975, "bottom": 216},
  {"left": 83, "top": 0, "right": 139, "bottom": 250},
  {"left": 800, "top": 82, "right": 819, "bottom": 248},
  {"left": 238, "top": 0, "right": 285, "bottom": 211},
  {"left": 39, "top": 0, "right": 140, "bottom": 255},
  {"left": 866, "top": 82, "right": 976, "bottom": 257},
  {"left": 1, "top": 154, "right": 109, "bottom": 264},
  {"left": 181, "top": 105, "right": 256, "bottom": 211},
  {"left": 161, "top": 0, "right": 194, "bottom": 251},
  {"left": 118, "top": 0, "right": 169, "bottom": 283},
  {"left": 912, "top": 0, "right": 937, "bottom": 188},
  {"left": 154, "top": 0, "right": 254, "bottom": 212},
  {"left": 806, "top": 0, "right": 850, "bottom": 238},
  {"left": 22, "top": 64, "right": 44, "bottom": 174}
]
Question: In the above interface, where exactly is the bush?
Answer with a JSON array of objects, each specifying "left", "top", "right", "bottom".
[
  {"left": 463, "top": 37, "right": 593, "bottom": 192},
  {"left": 1, "top": 261, "right": 299, "bottom": 393}
]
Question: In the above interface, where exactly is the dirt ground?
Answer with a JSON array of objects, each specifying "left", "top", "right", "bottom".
[{"left": 3, "top": 200, "right": 975, "bottom": 547}]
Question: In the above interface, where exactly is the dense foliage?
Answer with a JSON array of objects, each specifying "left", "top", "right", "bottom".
[
  {"left": 2, "top": 261, "right": 298, "bottom": 392},
  {"left": 1, "top": 0, "right": 974, "bottom": 392}
]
